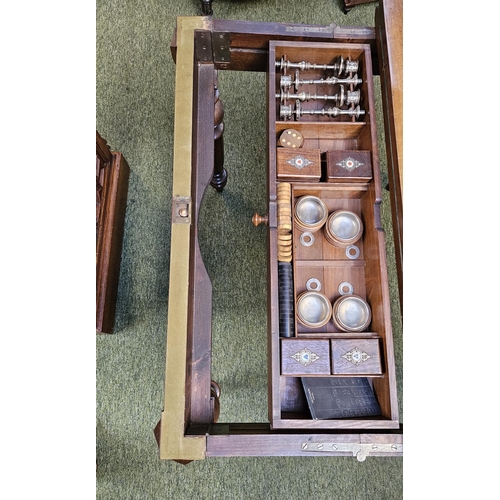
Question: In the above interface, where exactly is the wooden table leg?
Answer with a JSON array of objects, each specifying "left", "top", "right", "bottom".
[
  {"left": 201, "top": 0, "right": 213, "bottom": 16},
  {"left": 211, "top": 380, "right": 221, "bottom": 423},
  {"left": 211, "top": 70, "right": 228, "bottom": 192}
]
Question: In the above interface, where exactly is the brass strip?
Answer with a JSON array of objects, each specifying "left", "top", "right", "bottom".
[
  {"left": 159, "top": 16, "right": 212, "bottom": 462},
  {"left": 301, "top": 442, "right": 403, "bottom": 461}
]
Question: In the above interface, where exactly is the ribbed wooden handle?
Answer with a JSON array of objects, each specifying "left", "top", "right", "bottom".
[{"left": 252, "top": 213, "right": 269, "bottom": 227}]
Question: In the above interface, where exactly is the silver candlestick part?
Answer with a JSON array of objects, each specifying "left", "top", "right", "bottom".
[
  {"left": 281, "top": 69, "right": 362, "bottom": 91},
  {"left": 276, "top": 86, "right": 360, "bottom": 106},
  {"left": 275, "top": 55, "right": 359, "bottom": 75},
  {"left": 276, "top": 85, "right": 346, "bottom": 106},
  {"left": 280, "top": 100, "right": 365, "bottom": 120}
]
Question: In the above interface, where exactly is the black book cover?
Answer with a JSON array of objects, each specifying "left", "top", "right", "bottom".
[{"left": 301, "top": 377, "right": 381, "bottom": 419}]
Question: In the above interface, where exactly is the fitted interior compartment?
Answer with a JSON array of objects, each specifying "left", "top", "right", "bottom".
[
  {"left": 273, "top": 43, "right": 371, "bottom": 124},
  {"left": 268, "top": 41, "right": 398, "bottom": 430},
  {"left": 275, "top": 121, "right": 363, "bottom": 152},
  {"left": 291, "top": 183, "right": 369, "bottom": 335},
  {"left": 273, "top": 183, "right": 393, "bottom": 426}
]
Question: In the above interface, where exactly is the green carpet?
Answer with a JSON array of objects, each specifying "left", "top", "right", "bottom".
[{"left": 96, "top": 1, "right": 402, "bottom": 498}]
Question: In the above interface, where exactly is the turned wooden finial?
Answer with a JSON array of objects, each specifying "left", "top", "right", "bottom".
[{"left": 252, "top": 213, "right": 269, "bottom": 227}]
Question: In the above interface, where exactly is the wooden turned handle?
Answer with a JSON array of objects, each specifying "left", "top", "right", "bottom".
[{"left": 252, "top": 213, "right": 269, "bottom": 226}]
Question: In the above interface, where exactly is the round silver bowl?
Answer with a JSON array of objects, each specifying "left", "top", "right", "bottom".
[
  {"left": 296, "top": 291, "right": 332, "bottom": 328},
  {"left": 332, "top": 294, "right": 371, "bottom": 332},
  {"left": 294, "top": 196, "right": 328, "bottom": 232},
  {"left": 325, "top": 210, "right": 363, "bottom": 247}
]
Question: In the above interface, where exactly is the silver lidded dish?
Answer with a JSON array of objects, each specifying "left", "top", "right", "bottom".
[
  {"left": 324, "top": 209, "right": 363, "bottom": 247},
  {"left": 294, "top": 195, "right": 328, "bottom": 232},
  {"left": 332, "top": 294, "right": 371, "bottom": 332},
  {"left": 296, "top": 290, "right": 332, "bottom": 328}
]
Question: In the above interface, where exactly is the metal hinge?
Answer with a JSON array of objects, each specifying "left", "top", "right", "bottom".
[
  {"left": 194, "top": 31, "right": 230, "bottom": 65},
  {"left": 301, "top": 442, "right": 403, "bottom": 462},
  {"left": 172, "top": 196, "right": 191, "bottom": 224},
  {"left": 212, "top": 32, "right": 230, "bottom": 65},
  {"left": 195, "top": 31, "right": 212, "bottom": 63}
]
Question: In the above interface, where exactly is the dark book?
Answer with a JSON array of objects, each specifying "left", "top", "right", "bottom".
[{"left": 301, "top": 377, "right": 381, "bottom": 419}]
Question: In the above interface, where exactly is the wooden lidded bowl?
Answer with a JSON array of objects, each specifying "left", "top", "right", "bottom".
[
  {"left": 294, "top": 195, "right": 328, "bottom": 232},
  {"left": 332, "top": 294, "right": 371, "bottom": 332},
  {"left": 324, "top": 209, "right": 363, "bottom": 247}
]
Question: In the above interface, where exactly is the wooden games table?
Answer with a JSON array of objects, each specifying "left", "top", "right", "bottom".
[{"left": 156, "top": 7, "right": 403, "bottom": 463}]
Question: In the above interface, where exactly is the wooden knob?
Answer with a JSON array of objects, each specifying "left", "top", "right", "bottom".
[{"left": 252, "top": 213, "right": 268, "bottom": 226}]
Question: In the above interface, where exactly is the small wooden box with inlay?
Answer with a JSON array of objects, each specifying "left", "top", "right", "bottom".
[
  {"left": 330, "top": 338, "right": 382, "bottom": 375},
  {"left": 277, "top": 148, "right": 322, "bottom": 182},
  {"left": 326, "top": 150, "right": 372, "bottom": 183},
  {"left": 281, "top": 339, "right": 330, "bottom": 375}
]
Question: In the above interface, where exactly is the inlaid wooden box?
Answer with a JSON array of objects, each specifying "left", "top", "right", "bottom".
[
  {"left": 326, "top": 150, "right": 372, "bottom": 182},
  {"left": 330, "top": 338, "right": 382, "bottom": 375},
  {"left": 277, "top": 148, "right": 322, "bottom": 182},
  {"left": 281, "top": 339, "right": 330, "bottom": 375}
]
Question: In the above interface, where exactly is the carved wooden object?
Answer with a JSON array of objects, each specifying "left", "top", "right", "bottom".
[{"left": 96, "top": 131, "right": 130, "bottom": 333}]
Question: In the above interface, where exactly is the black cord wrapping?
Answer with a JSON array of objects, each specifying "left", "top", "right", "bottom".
[{"left": 278, "top": 262, "right": 295, "bottom": 337}]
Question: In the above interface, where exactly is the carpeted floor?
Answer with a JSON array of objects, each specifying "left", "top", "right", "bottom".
[{"left": 96, "top": 1, "right": 402, "bottom": 498}]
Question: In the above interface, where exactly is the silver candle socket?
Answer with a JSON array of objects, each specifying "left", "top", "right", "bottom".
[
  {"left": 345, "top": 89, "right": 361, "bottom": 106},
  {"left": 344, "top": 58, "right": 359, "bottom": 74}
]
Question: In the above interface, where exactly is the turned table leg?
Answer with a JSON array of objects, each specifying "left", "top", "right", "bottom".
[
  {"left": 211, "top": 70, "right": 228, "bottom": 192},
  {"left": 211, "top": 380, "right": 221, "bottom": 423},
  {"left": 201, "top": 0, "right": 213, "bottom": 16}
]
